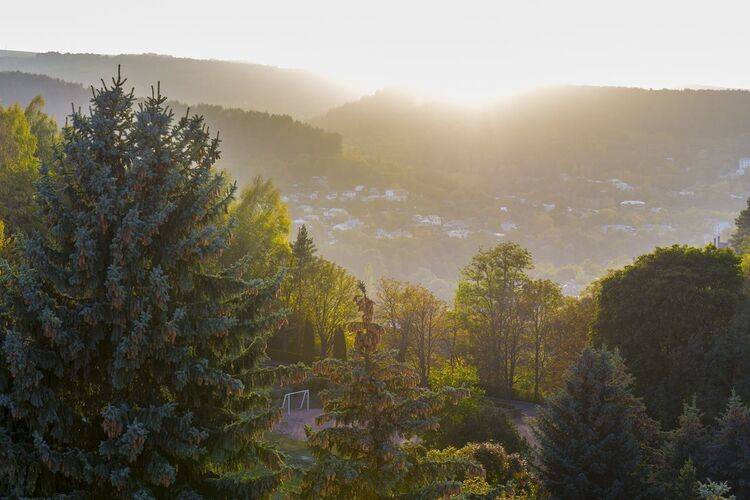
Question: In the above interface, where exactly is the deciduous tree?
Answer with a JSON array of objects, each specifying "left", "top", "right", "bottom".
[
  {"left": 593, "top": 245, "right": 744, "bottom": 425},
  {"left": 455, "top": 242, "right": 532, "bottom": 397},
  {"left": 307, "top": 257, "right": 358, "bottom": 357},
  {"left": 222, "top": 175, "right": 291, "bottom": 278},
  {"left": 0, "top": 102, "right": 39, "bottom": 234},
  {"left": 521, "top": 278, "right": 563, "bottom": 401}
]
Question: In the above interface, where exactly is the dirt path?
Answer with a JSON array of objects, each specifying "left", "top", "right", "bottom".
[
  {"left": 273, "top": 408, "right": 327, "bottom": 440},
  {"left": 490, "top": 398, "right": 540, "bottom": 447},
  {"left": 274, "top": 399, "right": 542, "bottom": 449}
]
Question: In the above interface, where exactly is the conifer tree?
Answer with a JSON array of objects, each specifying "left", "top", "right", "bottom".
[
  {"left": 674, "top": 460, "right": 699, "bottom": 500},
  {"left": 331, "top": 326, "right": 347, "bottom": 360},
  {"left": 706, "top": 393, "right": 750, "bottom": 498},
  {"left": 302, "top": 317, "right": 316, "bottom": 362},
  {"left": 300, "top": 286, "right": 469, "bottom": 498},
  {"left": 292, "top": 225, "right": 316, "bottom": 267},
  {"left": 657, "top": 400, "right": 710, "bottom": 494},
  {"left": 0, "top": 71, "right": 302, "bottom": 498},
  {"left": 533, "top": 347, "right": 655, "bottom": 499},
  {"left": 289, "top": 225, "right": 316, "bottom": 351}
]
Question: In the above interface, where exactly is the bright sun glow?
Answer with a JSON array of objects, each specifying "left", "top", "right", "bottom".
[{"left": 5, "top": 0, "right": 750, "bottom": 103}]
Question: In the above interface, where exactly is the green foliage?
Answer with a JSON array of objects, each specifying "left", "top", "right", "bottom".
[
  {"left": 331, "top": 327, "right": 347, "bottom": 360},
  {"left": 533, "top": 347, "right": 658, "bottom": 499},
  {"left": 420, "top": 442, "right": 539, "bottom": 498},
  {"left": 306, "top": 257, "right": 359, "bottom": 358},
  {"left": 222, "top": 175, "right": 291, "bottom": 278},
  {"left": 430, "top": 359, "right": 483, "bottom": 396},
  {"left": 675, "top": 460, "right": 700, "bottom": 500},
  {"left": 521, "top": 278, "right": 564, "bottom": 402},
  {"left": 301, "top": 318, "right": 317, "bottom": 362},
  {"left": 649, "top": 394, "right": 750, "bottom": 499},
  {"left": 292, "top": 225, "right": 316, "bottom": 269},
  {"left": 542, "top": 293, "right": 594, "bottom": 395},
  {"left": 0, "top": 73, "right": 303, "bottom": 497},
  {"left": 376, "top": 278, "right": 450, "bottom": 386},
  {"left": 698, "top": 480, "right": 735, "bottom": 500},
  {"left": 706, "top": 393, "right": 750, "bottom": 498},
  {"left": 300, "top": 295, "right": 470, "bottom": 498},
  {"left": 656, "top": 401, "right": 710, "bottom": 495},
  {"left": 0, "top": 101, "right": 39, "bottom": 234},
  {"left": 287, "top": 225, "right": 316, "bottom": 350},
  {"left": 731, "top": 198, "right": 750, "bottom": 254},
  {"left": 423, "top": 396, "right": 526, "bottom": 454},
  {"left": 455, "top": 242, "right": 533, "bottom": 397},
  {"left": 426, "top": 362, "right": 525, "bottom": 453},
  {"left": 23, "top": 95, "right": 58, "bottom": 167},
  {"left": 593, "top": 244, "right": 745, "bottom": 425}
]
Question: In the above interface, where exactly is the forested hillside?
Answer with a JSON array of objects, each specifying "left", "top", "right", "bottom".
[
  {"left": 0, "top": 50, "right": 358, "bottom": 117},
  {"left": 314, "top": 86, "right": 750, "bottom": 186},
  {"left": 0, "top": 71, "right": 342, "bottom": 186}
]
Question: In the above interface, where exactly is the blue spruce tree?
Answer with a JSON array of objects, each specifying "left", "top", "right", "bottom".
[
  {"left": 0, "top": 70, "right": 303, "bottom": 498},
  {"left": 533, "top": 347, "right": 659, "bottom": 499}
]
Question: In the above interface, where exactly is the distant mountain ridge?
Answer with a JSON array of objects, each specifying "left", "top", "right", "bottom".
[
  {"left": 312, "top": 85, "right": 750, "bottom": 186},
  {"left": 0, "top": 71, "right": 341, "bottom": 186},
  {"left": 0, "top": 50, "right": 359, "bottom": 118}
]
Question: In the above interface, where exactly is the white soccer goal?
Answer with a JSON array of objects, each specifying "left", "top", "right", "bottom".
[{"left": 281, "top": 389, "right": 310, "bottom": 415}]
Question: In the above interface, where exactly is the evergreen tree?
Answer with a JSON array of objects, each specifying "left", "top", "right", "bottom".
[
  {"left": 302, "top": 317, "right": 316, "bottom": 362},
  {"left": 533, "top": 347, "right": 656, "bottom": 499},
  {"left": 300, "top": 286, "right": 468, "bottom": 498},
  {"left": 331, "top": 326, "right": 347, "bottom": 360},
  {"left": 292, "top": 224, "right": 316, "bottom": 267},
  {"left": 706, "top": 393, "right": 750, "bottom": 498},
  {"left": 674, "top": 460, "right": 699, "bottom": 500},
  {"left": 288, "top": 225, "right": 316, "bottom": 352},
  {"left": 0, "top": 72, "right": 302, "bottom": 497},
  {"left": 657, "top": 400, "right": 710, "bottom": 494}
]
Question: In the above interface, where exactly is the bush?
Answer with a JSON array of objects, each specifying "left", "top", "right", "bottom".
[
  {"left": 426, "top": 361, "right": 526, "bottom": 452},
  {"left": 423, "top": 396, "right": 526, "bottom": 453},
  {"left": 422, "top": 442, "right": 539, "bottom": 498}
]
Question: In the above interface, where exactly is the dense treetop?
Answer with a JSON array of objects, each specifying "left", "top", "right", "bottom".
[
  {"left": 0, "top": 71, "right": 303, "bottom": 497},
  {"left": 593, "top": 244, "right": 745, "bottom": 425}
]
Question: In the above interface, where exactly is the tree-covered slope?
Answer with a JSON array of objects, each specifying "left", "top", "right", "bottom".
[
  {"left": 0, "top": 50, "right": 358, "bottom": 118},
  {"left": 0, "top": 71, "right": 341, "bottom": 185},
  {"left": 313, "top": 86, "right": 750, "bottom": 190}
]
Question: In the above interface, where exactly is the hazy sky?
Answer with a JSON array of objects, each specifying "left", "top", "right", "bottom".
[{"left": 5, "top": 0, "right": 750, "bottom": 101}]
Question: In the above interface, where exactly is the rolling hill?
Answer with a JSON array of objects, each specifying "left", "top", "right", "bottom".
[
  {"left": 0, "top": 71, "right": 342, "bottom": 187},
  {"left": 0, "top": 50, "right": 359, "bottom": 118}
]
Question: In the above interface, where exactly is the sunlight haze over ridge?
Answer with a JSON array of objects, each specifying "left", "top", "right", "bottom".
[{"left": 5, "top": 0, "right": 750, "bottom": 102}]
